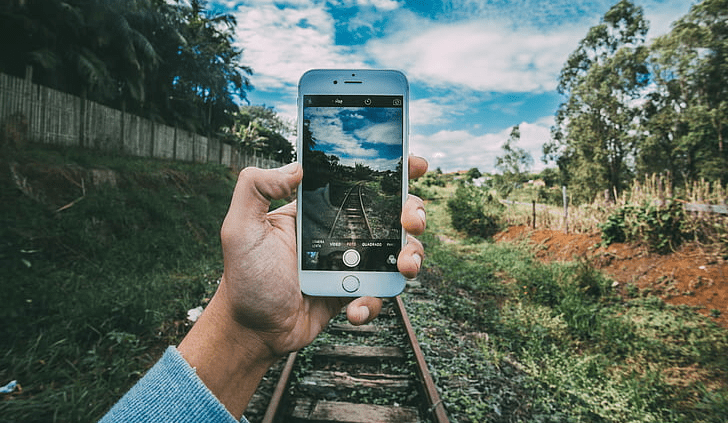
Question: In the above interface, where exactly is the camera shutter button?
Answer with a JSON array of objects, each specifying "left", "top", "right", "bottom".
[{"left": 342, "top": 249, "right": 360, "bottom": 267}]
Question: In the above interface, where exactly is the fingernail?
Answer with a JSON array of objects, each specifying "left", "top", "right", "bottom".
[
  {"left": 279, "top": 162, "right": 299, "bottom": 174},
  {"left": 413, "top": 253, "right": 422, "bottom": 268},
  {"left": 417, "top": 208, "right": 426, "bottom": 223},
  {"left": 357, "top": 306, "right": 370, "bottom": 323}
]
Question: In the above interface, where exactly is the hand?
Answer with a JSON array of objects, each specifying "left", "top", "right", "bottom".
[{"left": 178, "top": 156, "right": 428, "bottom": 419}]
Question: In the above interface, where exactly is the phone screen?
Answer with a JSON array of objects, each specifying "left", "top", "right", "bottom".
[{"left": 300, "top": 94, "right": 404, "bottom": 272}]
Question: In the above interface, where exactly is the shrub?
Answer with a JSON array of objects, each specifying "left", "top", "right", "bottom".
[
  {"left": 447, "top": 183, "right": 503, "bottom": 238},
  {"left": 380, "top": 171, "right": 400, "bottom": 194},
  {"left": 599, "top": 201, "right": 686, "bottom": 254}
]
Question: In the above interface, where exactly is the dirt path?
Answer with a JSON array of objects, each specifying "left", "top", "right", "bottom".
[{"left": 494, "top": 225, "right": 728, "bottom": 328}]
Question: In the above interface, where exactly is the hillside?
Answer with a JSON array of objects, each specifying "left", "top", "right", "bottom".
[
  {"left": 495, "top": 226, "right": 728, "bottom": 328},
  {"left": 1, "top": 145, "right": 238, "bottom": 421}
]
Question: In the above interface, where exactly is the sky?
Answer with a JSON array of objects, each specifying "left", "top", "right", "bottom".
[
  {"left": 306, "top": 106, "right": 404, "bottom": 171},
  {"left": 211, "top": 0, "right": 696, "bottom": 173}
]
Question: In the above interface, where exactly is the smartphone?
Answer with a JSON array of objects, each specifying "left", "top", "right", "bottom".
[{"left": 296, "top": 69, "right": 409, "bottom": 297}]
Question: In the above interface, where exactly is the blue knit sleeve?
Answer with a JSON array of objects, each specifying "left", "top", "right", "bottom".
[{"left": 99, "top": 346, "right": 249, "bottom": 423}]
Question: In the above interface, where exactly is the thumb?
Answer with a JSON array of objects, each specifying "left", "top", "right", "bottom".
[{"left": 227, "top": 163, "right": 302, "bottom": 220}]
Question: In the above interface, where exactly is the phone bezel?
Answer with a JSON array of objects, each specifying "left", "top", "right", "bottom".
[{"left": 296, "top": 69, "right": 409, "bottom": 297}]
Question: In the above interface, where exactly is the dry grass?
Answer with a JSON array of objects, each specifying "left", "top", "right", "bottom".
[{"left": 503, "top": 175, "right": 727, "bottom": 256}]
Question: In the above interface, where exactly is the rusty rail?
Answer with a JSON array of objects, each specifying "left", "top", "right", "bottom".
[
  {"left": 394, "top": 295, "right": 449, "bottom": 423},
  {"left": 258, "top": 294, "right": 449, "bottom": 423}
]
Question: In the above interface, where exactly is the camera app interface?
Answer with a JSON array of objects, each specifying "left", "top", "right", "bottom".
[{"left": 301, "top": 95, "right": 403, "bottom": 272}]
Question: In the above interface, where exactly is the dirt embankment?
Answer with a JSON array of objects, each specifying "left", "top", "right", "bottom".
[{"left": 494, "top": 225, "right": 728, "bottom": 328}]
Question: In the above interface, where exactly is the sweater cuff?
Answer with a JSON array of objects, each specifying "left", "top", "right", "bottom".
[{"left": 100, "top": 346, "right": 249, "bottom": 423}]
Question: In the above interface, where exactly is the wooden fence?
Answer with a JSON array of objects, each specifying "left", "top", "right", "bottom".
[{"left": 0, "top": 71, "right": 281, "bottom": 170}]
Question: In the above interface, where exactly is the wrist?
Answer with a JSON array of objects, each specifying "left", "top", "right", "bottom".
[{"left": 177, "top": 293, "right": 279, "bottom": 419}]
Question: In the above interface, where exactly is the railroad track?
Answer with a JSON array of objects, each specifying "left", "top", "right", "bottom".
[
  {"left": 244, "top": 289, "right": 449, "bottom": 423},
  {"left": 328, "top": 183, "right": 373, "bottom": 240}
]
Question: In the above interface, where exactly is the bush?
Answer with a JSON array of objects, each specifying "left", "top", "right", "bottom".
[
  {"left": 537, "top": 186, "right": 564, "bottom": 206},
  {"left": 380, "top": 171, "right": 400, "bottom": 194},
  {"left": 599, "top": 201, "right": 686, "bottom": 254},
  {"left": 447, "top": 183, "right": 504, "bottom": 238}
]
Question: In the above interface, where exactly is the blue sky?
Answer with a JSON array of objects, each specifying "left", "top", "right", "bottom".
[
  {"left": 212, "top": 0, "right": 695, "bottom": 173},
  {"left": 306, "top": 106, "right": 403, "bottom": 171}
]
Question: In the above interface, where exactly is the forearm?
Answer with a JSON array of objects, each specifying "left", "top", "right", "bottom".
[
  {"left": 177, "top": 291, "right": 280, "bottom": 420},
  {"left": 100, "top": 346, "right": 247, "bottom": 423}
]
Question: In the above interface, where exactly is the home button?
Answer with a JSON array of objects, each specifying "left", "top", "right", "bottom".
[{"left": 342, "top": 275, "right": 360, "bottom": 293}]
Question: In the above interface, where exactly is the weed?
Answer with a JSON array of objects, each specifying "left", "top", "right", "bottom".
[
  {"left": 415, "top": 177, "right": 728, "bottom": 422},
  {"left": 600, "top": 201, "right": 687, "bottom": 253},
  {"left": 1, "top": 146, "right": 235, "bottom": 422},
  {"left": 446, "top": 183, "right": 504, "bottom": 239}
]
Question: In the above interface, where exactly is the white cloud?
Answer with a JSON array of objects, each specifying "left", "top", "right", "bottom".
[
  {"left": 366, "top": 19, "right": 582, "bottom": 93},
  {"left": 218, "top": 0, "right": 692, "bottom": 175},
  {"left": 230, "top": 3, "right": 367, "bottom": 92},
  {"left": 355, "top": 120, "right": 402, "bottom": 145},
  {"left": 225, "top": 0, "right": 692, "bottom": 96},
  {"left": 411, "top": 117, "right": 552, "bottom": 173},
  {"left": 642, "top": 0, "right": 694, "bottom": 40},
  {"left": 410, "top": 98, "right": 457, "bottom": 126},
  {"left": 336, "top": 0, "right": 401, "bottom": 11}
]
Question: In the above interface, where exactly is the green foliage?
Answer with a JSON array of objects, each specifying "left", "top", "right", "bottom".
[
  {"left": 600, "top": 201, "right": 686, "bottom": 253},
  {"left": 643, "top": 0, "right": 728, "bottom": 186},
  {"left": 599, "top": 207, "right": 629, "bottom": 245},
  {"left": 495, "top": 125, "right": 533, "bottom": 177},
  {"left": 0, "top": 147, "right": 234, "bottom": 422},
  {"left": 229, "top": 105, "right": 294, "bottom": 162},
  {"left": 536, "top": 185, "right": 564, "bottom": 206},
  {"left": 546, "top": 0, "right": 728, "bottom": 202},
  {"left": 0, "top": 0, "right": 251, "bottom": 135},
  {"left": 495, "top": 125, "right": 533, "bottom": 197},
  {"left": 419, "top": 181, "right": 728, "bottom": 422},
  {"left": 547, "top": 0, "right": 649, "bottom": 203},
  {"left": 466, "top": 167, "right": 482, "bottom": 180},
  {"left": 447, "top": 183, "right": 504, "bottom": 238},
  {"left": 379, "top": 171, "right": 400, "bottom": 194},
  {"left": 409, "top": 171, "right": 448, "bottom": 200}
]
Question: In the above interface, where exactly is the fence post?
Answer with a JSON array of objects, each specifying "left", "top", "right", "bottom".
[
  {"left": 23, "top": 66, "right": 34, "bottom": 144},
  {"left": 173, "top": 125, "right": 178, "bottom": 160},
  {"left": 79, "top": 93, "right": 86, "bottom": 148},
  {"left": 149, "top": 121, "right": 155, "bottom": 158},
  {"left": 532, "top": 200, "right": 536, "bottom": 229},
  {"left": 562, "top": 186, "right": 569, "bottom": 234}
]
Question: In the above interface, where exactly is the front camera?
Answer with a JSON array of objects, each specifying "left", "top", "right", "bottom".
[{"left": 333, "top": 80, "right": 338, "bottom": 84}]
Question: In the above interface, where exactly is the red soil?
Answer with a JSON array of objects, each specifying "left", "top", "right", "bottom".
[{"left": 494, "top": 225, "right": 728, "bottom": 328}]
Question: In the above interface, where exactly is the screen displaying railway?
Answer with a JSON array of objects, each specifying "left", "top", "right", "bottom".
[{"left": 301, "top": 95, "right": 404, "bottom": 272}]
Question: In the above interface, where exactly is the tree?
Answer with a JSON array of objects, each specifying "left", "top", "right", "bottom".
[
  {"left": 495, "top": 125, "right": 533, "bottom": 195},
  {"left": 0, "top": 0, "right": 160, "bottom": 106},
  {"left": 229, "top": 105, "right": 294, "bottom": 163},
  {"left": 545, "top": 0, "right": 649, "bottom": 203},
  {"left": 0, "top": 0, "right": 252, "bottom": 137},
  {"left": 163, "top": 0, "right": 251, "bottom": 134},
  {"left": 640, "top": 0, "right": 728, "bottom": 185},
  {"left": 466, "top": 167, "right": 482, "bottom": 180}
]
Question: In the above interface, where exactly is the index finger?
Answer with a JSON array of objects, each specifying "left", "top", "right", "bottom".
[{"left": 408, "top": 155, "right": 428, "bottom": 180}]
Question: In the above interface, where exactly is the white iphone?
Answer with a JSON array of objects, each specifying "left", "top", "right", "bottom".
[{"left": 296, "top": 69, "right": 409, "bottom": 297}]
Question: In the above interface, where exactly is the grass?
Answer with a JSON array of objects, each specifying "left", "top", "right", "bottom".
[
  {"left": 407, "top": 176, "right": 728, "bottom": 422},
  {"left": 1, "top": 145, "right": 236, "bottom": 422},
  {"left": 3, "top": 157, "right": 725, "bottom": 422},
  {"left": 484, "top": 174, "right": 728, "bottom": 257}
]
